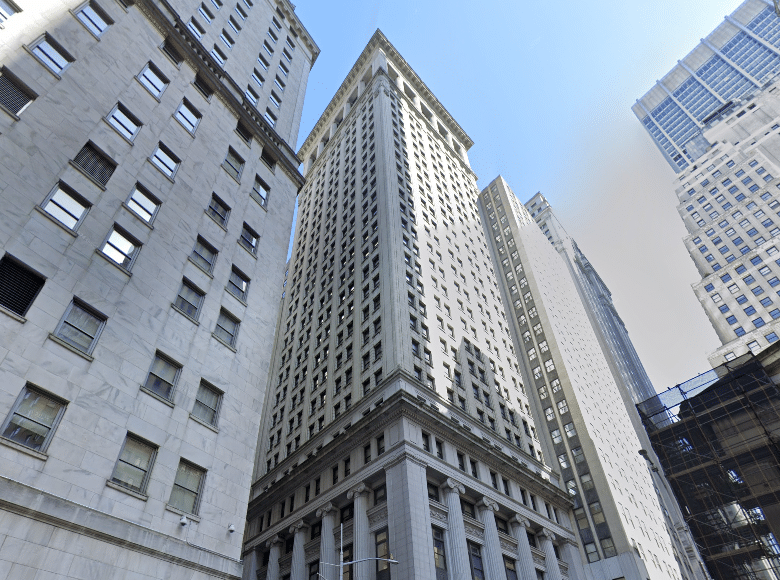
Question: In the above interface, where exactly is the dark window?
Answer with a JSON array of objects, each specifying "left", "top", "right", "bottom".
[
  {"left": 467, "top": 541, "right": 485, "bottom": 580},
  {"left": 0, "top": 68, "right": 36, "bottom": 115},
  {"left": 73, "top": 142, "right": 116, "bottom": 185},
  {"left": 0, "top": 256, "right": 45, "bottom": 316}
]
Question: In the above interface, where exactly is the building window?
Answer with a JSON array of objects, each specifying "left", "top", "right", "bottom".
[
  {"left": 432, "top": 527, "right": 447, "bottom": 580},
  {"left": 600, "top": 537, "right": 617, "bottom": 558},
  {"left": 222, "top": 147, "right": 244, "bottom": 181},
  {"left": 0, "top": 68, "right": 36, "bottom": 115},
  {"left": 206, "top": 193, "right": 230, "bottom": 227},
  {"left": 557, "top": 453, "right": 569, "bottom": 469},
  {"left": 214, "top": 308, "right": 240, "bottom": 347},
  {"left": 1, "top": 384, "right": 66, "bottom": 452},
  {"left": 376, "top": 528, "right": 390, "bottom": 580},
  {"left": 169, "top": 460, "right": 206, "bottom": 514},
  {"left": 574, "top": 507, "right": 589, "bottom": 530},
  {"left": 0, "top": 0, "right": 18, "bottom": 23},
  {"left": 551, "top": 428, "right": 562, "bottom": 444},
  {"left": 151, "top": 143, "right": 180, "bottom": 179},
  {"left": 76, "top": 2, "right": 113, "bottom": 37},
  {"left": 211, "top": 45, "right": 227, "bottom": 67},
  {"left": 252, "top": 175, "right": 270, "bottom": 208},
  {"left": 143, "top": 352, "right": 181, "bottom": 401},
  {"left": 187, "top": 17, "right": 205, "bottom": 39},
  {"left": 572, "top": 446, "right": 585, "bottom": 464},
  {"left": 192, "top": 380, "right": 222, "bottom": 426},
  {"left": 194, "top": 74, "right": 213, "bottom": 100},
  {"left": 376, "top": 434, "right": 385, "bottom": 454},
  {"left": 0, "top": 256, "right": 45, "bottom": 317},
  {"left": 111, "top": 434, "right": 156, "bottom": 493},
  {"left": 100, "top": 226, "right": 141, "bottom": 271},
  {"left": 589, "top": 501, "right": 605, "bottom": 524},
  {"left": 374, "top": 484, "right": 386, "bottom": 505},
  {"left": 31, "top": 35, "right": 74, "bottom": 75},
  {"left": 174, "top": 279, "right": 204, "bottom": 320},
  {"left": 584, "top": 542, "right": 599, "bottom": 563},
  {"left": 264, "top": 108, "right": 277, "bottom": 128},
  {"left": 54, "top": 299, "right": 106, "bottom": 355},
  {"left": 191, "top": 236, "right": 217, "bottom": 273},
  {"left": 73, "top": 142, "right": 116, "bottom": 186},
  {"left": 175, "top": 99, "right": 202, "bottom": 134},
  {"left": 126, "top": 183, "right": 160, "bottom": 224},
  {"left": 557, "top": 399, "right": 568, "bottom": 414},
  {"left": 564, "top": 422, "right": 577, "bottom": 438},
  {"left": 239, "top": 223, "right": 259, "bottom": 254},
  {"left": 138, "top": 62, "right": 168, "bottom": 98},
  {"left": 227, "top": 266, "right": 250, "bottom": 301},
  {"left": 503, "top": 557, "right": 518, "bottom": 580},
  {"left": 467, "top": 541, "right": 485, "bottom": 580}
]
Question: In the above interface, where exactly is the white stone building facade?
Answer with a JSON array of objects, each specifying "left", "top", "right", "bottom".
[
  {"left": 0, "top": 1, "right": 317, "bottom": 579},
  {"left": 243, "top": 31, "right": 585, "bottom": 580}
]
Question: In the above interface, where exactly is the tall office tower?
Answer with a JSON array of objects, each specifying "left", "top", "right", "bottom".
[
  {"left": 634, "top": 1, "right": 780, "bottom": 365},
  {"left": 632, "top": 0, "right": 780, "bottom": 174},
  {"left": 0, "top": 1, "right": 316, "bottom": 579},
  {"left": 243, "top": 30, "right": 587, "bottom": 580},
  {"left": 479, "top": 176, "right": 690, "bottom": 580},
  {"left": 522, "top": 193, "right": 711, "bottom": 579}
]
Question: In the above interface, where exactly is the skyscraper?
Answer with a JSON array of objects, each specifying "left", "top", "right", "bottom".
[
  {"left": 635, "top": 1, "right": 780, "bottom": 365},
  {"left": 0, "top": 1, "right": 317, "bottom": 578},
  {"left": 632, "top": 0, "right": 780, "bottom": 173},
  {"left": 243, "top": 31, "right": 586, "bottom": 580},
  {"left": 479, "top": 177, "right": 699, "bottom": 580}
]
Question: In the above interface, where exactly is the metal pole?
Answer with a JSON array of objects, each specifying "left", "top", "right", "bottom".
[{"left": 340, "top": 523, "right": 343, "bottom": 580}]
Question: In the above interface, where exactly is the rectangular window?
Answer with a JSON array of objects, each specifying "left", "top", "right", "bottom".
[
  {"left": 193, "top": 74, "right": 213, "bottom": 100},
  {"left": 175, "top": 99, "right": 202, "bottom": 133},
  {"left": 220, "top": 30, "right": 234, "bottom": 50},
  {"left": 73, "top": 142, "right": 116, "bottom": 185},
  {"left": 192, "top": 380, "right": 222, "bottom": 426},
  {"left": 54, "top": 299, "right": 106, "bottom": 355},
  {"left": 0, "top": 0, "right": 18, "bottom": 23},
  {"left": 206, "top": 193, "right": 230, "bottom": 227},
  {"left": 174, "top": 279, "right": 204, "bottom": 320},
  {"left": 188, "top": 18, "right": 205, "bottom": 39},
  {"left": 222, "top": 147, "right": 244, "bottom": 181},
  {"left": 100, "top": 226, "right": 140, "bottom": 271},
  {"left": 211, "top": 45, "right": 226, "bottom": 67},
  {"left": 245, "top": 86, "right": 259, "bottom": 105},
  {"left": 198, "top": 3, "right": 213, "bottom": 22},
  {"left": 227, "top": 266, "right": 250, "bottom": 301},
  {"left": 0, "top": 256, "right": 45, "bottom": 317},
  {"left": 0, "top": 68, "right": 36, "bottom": 115},
  {"left": 138, "top": 62, "right": 168, "bottom": 98},
  {"left": 1, "top": 384, "right": 66, "bottom": 452},
  {"left": 126, "top": 183, "right": 160, "bottom": 224},
  {"left": 111, "top": 434, "right": 156, "bottom": 493},
  {"left": 41, "top": 182, "right": 90, "bottom": 230},
  {"left": 143, "top": 352, "right": 181, "bottom": 401},
  {"left": 467, "top": 541, "right": 485, "bottom": 580},
  {"left": 191, "top": 236, "right": 217, "bottom": 273},
  {"left": 214, "top": 308, "right": 240, "bottom": 347},
  {"left": 252, "top": 175, "right": 270, "bottom": 208},
  {"left": 264, "top": 108, "right": 277, "bottom": 128},
  {"left": 151, "top": 143, "right": 180, "bottom": 178},
  {"left": 169, "top": 460, "right": 206, "bottom": 514},
  {"left": 76, "top": 2, "right": 112, "bottom": 36},
  {"left": 433, "top": 527, "right": 447, "bottom": 579},
  {"left": 376, "top": 528, "right": 390, "bottom": 580},
  {"left": 239, "top": 223, "right": 259, "bottom": 254},
  {"left": 31, "top": 35, "right": 74, "bottom": 74}
]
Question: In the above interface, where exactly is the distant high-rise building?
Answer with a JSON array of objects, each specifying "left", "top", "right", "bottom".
[
  {"left": 633, "top": 0, "right": 780, "bottom": 173},
  {"left": 242, "top": 30, "right": 586, "bottom": 580},
  {"left": 0, "top": 1, "right": 317, "bottom": 579},
  {"left": 523, "top": 192, "right": 711, "bottom": 579},
  {"left": 480, "top": 177, "right": 704, "bottom": 580},
  {"left": 635, "top": 2, "right": 780, "bottom": 365}
]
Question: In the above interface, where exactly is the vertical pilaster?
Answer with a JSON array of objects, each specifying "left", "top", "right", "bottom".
[
  {"left": 266, "top": 535, "right": 283, "bottom": 580},
  {"left": 560, "top": 540, "right": 586, "bottom": 580},
  {"left": 509, "top": 516, "right": 537, "bottom": 580},
  {"left": 442, "top": 478, "right": 471, "bottom": 580},
  {"left": 348, "top": 483, "right": 371, "bottom": 580},
  {"left": 290, "top": 520, "right": 309, "bottom": 580},
  {"left": 385, "top": 454, "right": 436, "bottom": 580},
  {"left": 477, "top": 497, "right": 504, "bottom": 580},
  {"left": 539, "top": 530, "right": 563, "bottom": 580},
  {"left": 317, "top": 503, "right": 338, "bottom": 580}
]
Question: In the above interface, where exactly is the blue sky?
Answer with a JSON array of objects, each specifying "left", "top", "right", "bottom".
[{"left": 290, "top": 0, "right": 744, "bottom": 391}]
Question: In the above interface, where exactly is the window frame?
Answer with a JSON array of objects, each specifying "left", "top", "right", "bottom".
[
  {"left": 222, "top": 147, "right": 245, "bottom": 181},
  {"left": 99, "top": 224, "right": 141, "bottom": 272},
  {"left": 75, "top": 1, "right": 113, "bottom": 38},
  {"left": 174, "top": 278, "right": 205, "bottom": 321},
  {"left": 137, "top": 62, "right": 169, "bottom": 99},
  {"left": 106, "top": 102, "right": 142, "bottom": 142},
  {"left": 142, "top": 351, "right": 182, "bottom": 402},
  {"left": 150, "top": 142, "right": 181, "bottom": 179},
  {"left": 40, "top": 181, "right": 91, "bottom": 231},
  {"left": 174, "top": 98, "right": 202, "bottom": 134},
  {"left": 227, "top": 265, "right": 250, "bottom": 302},
  {"left": 239, "top": 222, "right": 259, "bottom": 255},
  {"left": 0, "top": 67, "right": 37, "bottom": 116},
  {"left": 206, "top": 193, "right": 231, "bottom": 227},
  {"left": 110, "top": 433, "right": 157, "bottom": 494},
  {"left": 252, "top": 175, "right": 270, "bottom": 208},
  {"left": 53, "top": 298, "right": 107, "bottom": 356},
  {"left": 0, "top": 255, "right": 46, "bottom": 317},
  {"left": 30, "top": 34, "right": 74, "bottom": 75},
  {"left": 191, "top": 379, "right": 223, "bottom": 427},
  {"left": 125, "top": 183, "right": 161, "bottom": 225},
  {"left": 214, "top": 308, "right": 240, "bottom": 348},
  {"left": 0, "top": 383, "right": 67, "bottom": 453},
  {"left": 168, "top": 459, "right": 206, "bottom": 515},
  {"left": 191, "top": 235, "right": 218, "bottom": 274}
]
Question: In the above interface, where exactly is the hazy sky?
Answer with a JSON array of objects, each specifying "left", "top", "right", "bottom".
[{"left": 290, "top": 0, "right": 745, "bottom": 392}]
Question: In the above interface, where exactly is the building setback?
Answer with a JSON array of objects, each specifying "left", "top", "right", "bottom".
[
  {"left": 243, "top": 30, "right": 585, "bottom": 580},
  {"left": 479, "top": 177, "right": 695, "bottom": 580},
  {"left": 0, "top": 1, "right": 317, "bottom": 579},
  {"left": 637, "top": 343, "right": 780, "bottom": 580}
]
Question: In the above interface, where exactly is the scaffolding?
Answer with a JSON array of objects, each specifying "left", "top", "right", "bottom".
[{"left": 637, "top": 350, "right": 780, "bottom": 580}]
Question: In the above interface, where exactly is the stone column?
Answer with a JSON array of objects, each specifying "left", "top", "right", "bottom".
[
  {"left": 266, "top": 535, "right": 283, "bottom": 580},
  {"left": 317, "top": 502, "right": 338, "bottom": 580},
  {"left": 509, "top": 516, "right": 537, "bottom": 580},
  {"left": 477, "top": 497, "right": 504, "bottom": 580},
  {"left": 442, "top": 478, "right": 471, "bottom": 580},
  {"left": 348, "top": 483, "right": 370, "bottom": 580},
  {"left": 384, "top": 453, "right": 436, "bottom": 580},
  {"left": 290, "top": 520, "right": 309, "bottom": 580},
  {"left": 560, "top": 539, "right": 586, "bottom": 580},
  {"left": 539, "top": 529, "right": 563, "bottom": 580}
]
